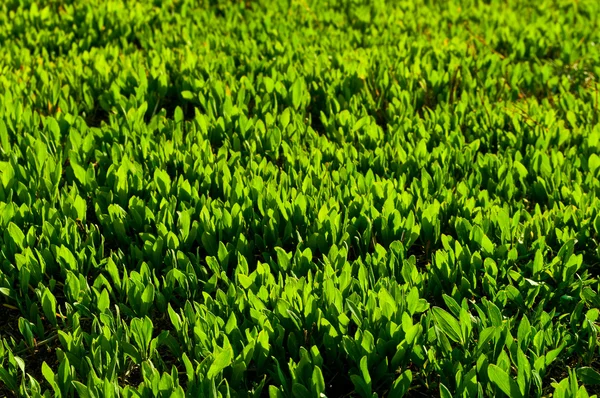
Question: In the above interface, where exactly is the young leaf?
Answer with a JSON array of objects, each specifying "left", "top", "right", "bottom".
[
  {"left": 7, "top": 222, "right": 25, "bottom": 250},
  {"left": 488, "top": 364, "right": 523, "bottom": 398},
  {"left": 432, "top": 307, "right": 464, "bottom": 344},
  {"left": 439, "top": 383, "right": 452, "bottom": 398},
  {"left": 154, "top": 169, "right": 171, "bottom": 197},
  {"left": 311, "top": 366, "right": 326, "bottom": 396},
  {"left": 42, "top": 289, "right": 58, "bottom": 326},
  {"left": 391, "top": 370, "right": 412, "bottom": 397},
  {"left": 207, "top": 338, "right": 234, "bottom": 379},
  {"left": 291, "top": 79, "right": 303, "bottom": 110},
  {"left": 41, "top": 361, "right": 55, "bottom": 385}
]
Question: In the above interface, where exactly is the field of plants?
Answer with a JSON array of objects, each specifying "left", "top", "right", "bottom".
[{"left": 1, "top": 0, "right": 600, "bottom": 396}]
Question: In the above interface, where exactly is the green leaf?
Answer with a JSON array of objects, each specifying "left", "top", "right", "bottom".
[
  {"left": 140, "top": 284, "right": 155, "bottom": 315},
  {"left": 18, "top": 318, "right": 35, "bottom": 347},
  {"left": 41, "top": 361, "right": 55, "bottom": 385},
  {"left": 545, "top": 343, "right": 566, "bottom": 367},
  {"left": 486, "top": 301, "right": 503, "bottom": 327},
  {"left": 391, "top": 370, "right": 412, "bottom": 397},
  {"left": 442, "top": 294, "right": 461, "bottom": 318},
  {"left": 57, "top": 245, "right": 78, "bottom": 272},
  {"left": 0, "top": 368, "right": 17, "bottom": 391},
  {"left": 238, "top": 274, "right": 253, "bottom": 289},
  {"left": 97, "top": 289, "right": 110, "bottom": 312},
  {"left": 42, "top": 289, "right": 58, "bottom": 326},
  {"left": 497, "top": 208, "right": 511, "bottom": 243},
  {"left": 46, "top": 117, "right": 61, "bottom": 141},
  {"left": 291, "top": 79, "right": 303, "bottom": 110},
  {"left": 130, "top": 317, "right": 153, "bottom": 357},
  {"left": 577, "top": 367, "right": 600, "bottom": 385},
  {"left": 488, "top": 364, "right": 523, "bottom": 398},
  {"left": 359, "top": 355, "right": 371, "bottom": 386},
  {"left": 7, "top": 222, "right": 25, "bottom": 250},
  {"left": 69, "top": 154, "right": 88, "bottom": 186},
  {"left": 517, "top": 348, "right": 531, "bottom": 396},
  {"left": 201, "top": 232, "right": 218, "bottom": 256},
  {"left": 589, "top": 154, "right": 600, "bottom": 172},
  {"left": 471, "top": 226, "right": 494, "bottom": 255},
  {"left": 0, "top": 161, "right": 15, "bottom": 190},
  {"left": 166, "top": 231, "right": 179, "bottom": 250},
  {"left": 432, "top": 306, "right": 464, "bottom": 344},
  {"left": 263, "top": 77, "right": 275, "bottom": 93},
  {"left": 174, "top": 106, "right": 184, "bottom": 124},
  {"left": 72, "top": 381, "right": 92, "bottom": 398},
  {"left": 353, "top": 116, "right": 370, "bottom": 133},
  {"left": 406, "top": 286, "right": 419, "bottom": 315},
  {"left": 274, "top": 247, "right": 291, "bottom": 271},
  {"left": 181, "top": 91, "right": 195, "bottom": 100},
  {"left": 513, "top": 160, "right": 528, "bottom": 179},
  {"left": 311, "top": 366, "right": 325, "bottom": 396},
  {"left": 577, "top": 385, "right": 590, "bottom": 398},
  {"left": 269, "top": 385, "right": 285, "bottom": 398},
  {"left": 517, "top": 316, "right": 531, "bottom": 348},
  {"left": 291, "top": 383, "right": 311, "bottom": 398},
  {"left": 207, "top": 338, "right": 234, "bottom": 379},
  {"left": 106, "top": 258, "right": 121, "bottom": 291},
  {"left": 350, "top": 374, "right": 372, "bottom": 398},
  {"left": 0, "top": 120, "right": 11, "bottom": 154},
  {"left": 154, "top": 169, "right": 171, "bottom": 197},
  {"left": 532, "top": 250, "right": 544, "bottom": 275},
  {"left": 439, "top": 383, "right": 452, "bottom": 398}
]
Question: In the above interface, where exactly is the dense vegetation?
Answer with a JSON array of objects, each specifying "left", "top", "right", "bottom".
[{"left": 1, "top": 0, "right": 600, "bottom": 396}]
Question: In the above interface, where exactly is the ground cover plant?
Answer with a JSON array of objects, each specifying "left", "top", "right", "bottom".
[{"left": 0, "top": 0, "right": 600, "bottom": 396}]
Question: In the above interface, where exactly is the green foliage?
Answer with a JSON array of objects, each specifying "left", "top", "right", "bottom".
[{"left": 0, "top": 0, "right": 599, "bottom": 397}]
